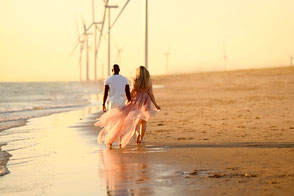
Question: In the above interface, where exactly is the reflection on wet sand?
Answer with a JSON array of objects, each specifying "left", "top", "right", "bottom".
[{"left": 97, "top": 147, "right": 152, "bottom": 196}]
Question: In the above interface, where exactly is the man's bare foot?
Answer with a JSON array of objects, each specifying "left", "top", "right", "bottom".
[
  {"left": 119, "top": 144, "right": 122, "bottom": 148},
  {"left": 107, "top": 143, "right": 112, "bottom": 150}
]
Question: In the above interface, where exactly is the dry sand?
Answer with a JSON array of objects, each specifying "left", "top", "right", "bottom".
[{"left": 147, "top": 66, "right": 294, "bottom": 144}]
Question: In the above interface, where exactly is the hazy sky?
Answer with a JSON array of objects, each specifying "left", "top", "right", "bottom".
[{"left": 1, "top": 0, "right": 294, "bottom": 81}]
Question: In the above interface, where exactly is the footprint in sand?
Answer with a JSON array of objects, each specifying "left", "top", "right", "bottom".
[{"left": 237, "top": 125, "right": 246, "bottom": 128}]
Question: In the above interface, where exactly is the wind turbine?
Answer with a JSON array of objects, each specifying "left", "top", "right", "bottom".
[
  {"left": 285, "top": 54, "right": 294, "bottom": 66},
  {"left": 163, "top": 52, "right": 170, "bottom": 75},
  {"left": 113, "top": 40, "right": 124, "bottom": 65},
  {"left": 222, "top": 40, "right": 228, "bottom": 71},
  {"left": 81, "top": 17, "right": 92, "bottom": 81},
  {"left": 105, "top": 4, "right": 119, "bottom": 76},
  {"left": 67, "top": 16, "right": 85, "bottom": 82},
  {"left": 96, "top": 0, "right": 109, "bottom": 80},
  {"left": 75, "top": 17, "right": 85, "bottom": 82},
  {"left": 145, "top": 0, "right": 148, "bottom": 69},
  {"left": 163, "top": 43, "right": 173, "bottom": 75},
  {"left": 105, "top": 0, "right": 130, "bottom": 76},
  {"left": 87, "top": 0, "right": 103, "bottom": 81}
]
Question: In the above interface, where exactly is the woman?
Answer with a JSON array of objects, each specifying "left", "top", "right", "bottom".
[{"left": 95, "top": 66, "right": 160, "bottom": 148}]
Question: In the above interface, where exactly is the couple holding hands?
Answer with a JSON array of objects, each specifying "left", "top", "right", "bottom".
[{"left": 95, "top": 64, "right": 160, "bottom": 149}]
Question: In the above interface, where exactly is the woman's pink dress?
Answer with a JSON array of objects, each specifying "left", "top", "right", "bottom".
[{"left": 95, "top": 87, "right": 157, "bottom": 148}]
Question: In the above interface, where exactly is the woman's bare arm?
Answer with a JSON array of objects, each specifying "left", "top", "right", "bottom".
[{"left": 148, "top": 83, "right": 161, "bottom": 110}]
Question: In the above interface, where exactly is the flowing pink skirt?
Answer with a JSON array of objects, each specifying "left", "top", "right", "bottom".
[{"left": 95, "top": 92, "right": 157, "bottom": 148}]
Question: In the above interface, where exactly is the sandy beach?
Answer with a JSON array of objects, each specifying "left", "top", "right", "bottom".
[
  {"left": 147, "top": 66, "right": 294, "bottom": 144},
  {"left": 0, "top": 66, "right": 294, "bottom": 195}
]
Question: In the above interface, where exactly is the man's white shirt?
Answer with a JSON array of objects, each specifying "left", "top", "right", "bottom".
[{"left": 105, "top": 74, "right": 129, "bottom": 109}]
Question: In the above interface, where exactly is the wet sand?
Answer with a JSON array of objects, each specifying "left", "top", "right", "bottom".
[
  {"left": 0, "top": 143, "right": 11, "bottom": 176},
  {"left": 0, "top": 66, "right": 294, "bottom": 195}
]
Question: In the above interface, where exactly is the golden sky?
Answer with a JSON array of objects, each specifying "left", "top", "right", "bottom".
[{"left": 1, "top": 0, "right": 294, "bottom": 81}]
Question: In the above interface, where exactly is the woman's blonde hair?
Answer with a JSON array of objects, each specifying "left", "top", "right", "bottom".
[{"left": 133, "top": 66, "right": 150, "bottom": 89}]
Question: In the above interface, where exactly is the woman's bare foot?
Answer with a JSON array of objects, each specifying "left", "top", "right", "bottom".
[
  {"left": 107, "top": 143, "right": 112, "bottom": 149},
  {"left": 119, "top": 144, "right": 122, "bottom": 148},
  {"left": 136, "top": 134, "right": 141, "bottom": 144}
]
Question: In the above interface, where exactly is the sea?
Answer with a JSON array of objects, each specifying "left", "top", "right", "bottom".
[{"left": 0, "top": 82, "right": 103, "bottom": 132}]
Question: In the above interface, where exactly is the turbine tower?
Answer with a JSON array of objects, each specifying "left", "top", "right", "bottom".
[
  {"left": 96, "top": 0, "right": 109, "bottom": 80},
  {"left": 75, "top": 16, "right": 85, "bottom": 82},
  {"left": 114, "top": 40, "right": 124, "bottom": 65},
  {"left": 105, "top": 4, "right": 119, "bottom": 76},
  {"left": 87, "top": 0, "right": 104, "bottom": 81},
  {"left": 286, "top": 54, "right": 294, "bottom": 66},
  {"left": 81, "top": 17, "right": 92, "bottom": 81},
  {"left": 68, "top": 16, "right": 85, "bottom": 82},
  {"left": 222, "top": 40, "right": 228, "bottom": 71},
  {"left": 105, "top": 0, "right": 130, "bottom": 76},
  {"left": 145, "top": 0, "right": 148, "bottom": 69},
  {"left": 164, "top": 52, "right": 170, "bottom": 75},
  {"left": 163, "top": 43, "right": 172, "bottom": 75}
]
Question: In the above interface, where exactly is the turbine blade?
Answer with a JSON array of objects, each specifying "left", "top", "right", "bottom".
[
  {"left": 96, "top": 0, "right": 109, "bottom": 55},
  {"left": 80, "top": 15, "right": 86, "bottom": 31},
  {"left": 110, "top": 0, "right": 130, "bottom": 29},
  {"left": 96, "top": 25, "right": 101, "bottom": 32},
  {"left": 74, "top": 15, "right": 80, "bottom": 37},
  {"left": 86, "top": 23, "right": 94, "bottom": 32},
  {"left": 92, "top": 0, "right": 95, "bottom": 23},
  {"left": 66, "top": 41, "right": 80, "bottom": 61},
  {"left": 222, "top": 40, "right": 226, "bottom": 56}
]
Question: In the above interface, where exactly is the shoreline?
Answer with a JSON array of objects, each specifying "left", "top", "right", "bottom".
[
  {"left": 0, "top": 105, "right": 94, "bottom": 133},
  {"left": 1, "top": 106, "right": 293, "bottom": 195},
  {"left": 0, "top": 105, "right": 101, "bottom": 178}
]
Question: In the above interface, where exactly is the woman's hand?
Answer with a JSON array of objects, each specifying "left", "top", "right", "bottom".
[{"left": 155, "top": 104, "right": 161, "bottom": 110}]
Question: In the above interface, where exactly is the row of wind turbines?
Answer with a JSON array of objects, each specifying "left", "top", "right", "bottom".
[
  {"left": 69, "top": 0, "right": 149, "bottom": 82},
  {"left": 69, "top": 0, "right": 293, "bottom": 81},
  {"left": 217, "top": 41, "right": 294, "bottom": 72},
  {"left": 69, "top": 0, "right": 133, "bottom": 81}
]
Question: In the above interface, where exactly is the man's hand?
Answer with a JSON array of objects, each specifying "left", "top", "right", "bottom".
[
  {"left": 125, "top": 85, "right": 131, "bottom": 103},
  {"left": 103, "top": 105, "right": 107, "bottom": 112},
  {"left": 103, "top": 85, "right": 109, "bottom": 113}
]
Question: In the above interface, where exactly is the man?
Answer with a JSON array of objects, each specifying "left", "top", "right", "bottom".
[{"left": 102, "top": 64, "right": 131, "bottom": 112}]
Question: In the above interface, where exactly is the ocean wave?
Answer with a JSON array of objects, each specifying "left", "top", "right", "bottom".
[
  {"left": 0, "top": 82, "right": 103, "bottom": 132},
  {"left": 0, "top": 103, "right": 92, "bottom": 131},
  {"left": 0, "top": 116, "right": 31, "bottom": 124},
  {"left": 0, "top": 103, "right": 89, "bottom": 115},
  {"left": 0, "top": 120, "right": 28, "bottom": 132}
]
